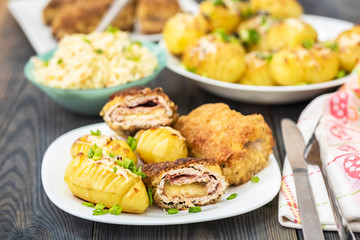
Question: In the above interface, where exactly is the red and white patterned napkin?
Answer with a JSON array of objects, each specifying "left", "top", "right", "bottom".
[{"left": 278, "top": 68, "right": 360, "bottom": 231}]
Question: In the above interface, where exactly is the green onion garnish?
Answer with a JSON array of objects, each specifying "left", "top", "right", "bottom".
[
  {"left": 81, "top": 202, "right": 95, "bottom": 207},
  {"left": 92, "top": 148, "right": 103, "bottom": 160},
  {"left": 302, "top": 40, "right": 314, "bottom": 49},
  {"left": 250, "top": 176, "right": 260, "bottom": 183},
  {"left": 94, "top": 49, "right": 103, "bottom": 54},
  {"left": 127, "top": 136, "right": 137, "bottom": 151},
  {"left": 57, "top": 58, "right": 63, "bottom": 64},
  {"left": 94, "top": 203, "right": 105, "bottom": 210},
  {"left": 188, "top": 206, "right": 201, "bottom": 213},
  {"left": 109, "top": 204, "right": 122, "bottom": 215},
  {"left": 87, "top": 148, "right": 94, "bottom": 158},
  {"left": 148, "top": 188, "right": 153, "bottom": 206},
  {"left": 105, "top": 25, "right": 119, "bottom": 34},
  {"left": 109, "top": 152, "right": 115, "bottom": 157},
  {"left": 83, "top": 37, "right": 91, "bottom": 44},
  {"left": 92, "top": 209, "right": 108, "bottom": 215},
  {"left": 90, "top": 130, "right": 101, "bottom": 136},
  {"left": 167, "top": 208, "right": 179, "bottom": 215},
  {"left": 227, "top": 193, "right": 238, "bottom": 200},
  {"left": 113, "top": 167, "right": 117, "bottom": 174},
  {"left": 336, "top": 69, "right": 347, "bottom": 79}
]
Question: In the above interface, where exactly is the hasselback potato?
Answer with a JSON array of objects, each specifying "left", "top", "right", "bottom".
[
  {"left": 199, "top": 0, "right": 240, "bottom": 33},
  {"left": 270, "top": 43, "right": 339, "bottom": 85},
  {"left": 71, "top": 134, "right": 137, "bottom": 165},
  {"left": 134, "top": 127, "right": 188, "bottom": 164},
  {"left": 336, "top": 25, "right": 360, "bottom": 72},
  {"left": 163, "top": 13, "right": 208, "bottom": 55},
  {"left": 182, "top": 32, "right": 246, "bottom": 83},
  {"left": 238, "top": 16, "right": 317, "bottom": 51},
  {"left": 239, "top": 51, "right": 275, "bottom": 86},
  {"left": 64, "top": 153, "right": 149, "bottom": 213},
  {"left": 251, "top": 0, "right": 303, "bottom": 18}
]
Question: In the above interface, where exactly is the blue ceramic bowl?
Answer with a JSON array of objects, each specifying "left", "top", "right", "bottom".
[{"left": 24, "top": 42, "right": 166, "bottom": 115}]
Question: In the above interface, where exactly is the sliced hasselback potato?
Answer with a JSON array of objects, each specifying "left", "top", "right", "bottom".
[
  {"left": 239, "top": 51, "right": 275, "bottom": 86},
  {"left": 336, "top": 25, "right": 360, "bottom": 72},
  {"left": 134, "top": 127, "right": 188, "bottom": 164},
  {"left": 71, "top": 134, "right": 137, "bottom": 165},
  {"left": 163, "top": 13, "right": 208, "bottom": 55},
  {"left": 238, "top": 16, "right": 317, "bottom": 51},
  {"left": 199, "top": 0, "right": 241, "bottom": 33},
  {"left": 262, "top": 18, "right": 317, "bottom": 51},
  {"left": 64, "top": 153, "right": 149, "bottom": 213},
  {"left": 270, "top": 43, "right": 339, "bottom": 85},
  {"left": 250, "top": 0, "right": 303, "bottom": 19},
  {"left": 182, "top": 31, "right": 246, "bottom": 83}
]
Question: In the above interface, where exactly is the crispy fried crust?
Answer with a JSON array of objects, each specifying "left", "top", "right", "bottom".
[
  {"left": 100, "top": 87, "right": 178, "bottom": 136},
  {"left": 143, "top": 157, "right": 226, "bottom": 209},
  {"left": 51, "top": 0, "right": 135, "bottom": 40},
  {"left": 136, "top": 0, "right": 180, "bottom": 33},
  {"left": 175, "top": 103, "right": 274, "bottom": 185}
]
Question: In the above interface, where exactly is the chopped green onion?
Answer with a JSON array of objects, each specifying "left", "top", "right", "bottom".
[
  {"left": 227, "top": 193, "right": 238, "bottom": 200},
  {"left": 109, "top": 204, "right": 122, "bottom": 215},
  {"left": 131, "top": 40, "right": 142, "bottom": 46},
  {"left": 81, "top": 202, "right": 95, "bottom": 207},
  {"left": 213, "top": 0, "right": 224, "bottom": 6},
  {"left": 90, "top": 129, "right": 101, "bottom": 136},
  {"left": 241, "top": 9, "right": 253, "bottom": 19},
  {"left": 136, "top": 166, "right": 147, "bottom": 178},
  {"left": 92, "top": 148, "right": 103, "bottom": 160},
  {"left": 57, "top": 58, "right": 63, "bottom": 64},
  {"left": 94, "top": 49, "right": 103, "bottom": 54},
  {"left": 109, "top": 152, "right": 115, "bottom": 157},
  {"left": 167, "top": 208, "right": 179, "bottom": 215},
  {"left": 44, "top": 60, "right": 49, "bottom": 67},
  {"left": 214, "top": 28, "right": 231, "bottom": 43},
  {"left": 336, "top": 69, "right": 347, "bottom": 79},
  {"left": 188, "top": 206, "right": 201, "bottom": 213},
  {"left": 113, "top": 167, "right": 117, "bottom": 174},
  {"left": 92, "top": 209, "right": 109, "bottom": 215},
  {"left": 255, "top": 52, "right": 273, "bottom": 62},
  {"left": 302, "top": 40, "right": 314, "bottom": 49},
  {"left": 127, "top": 136, "right": 137, "bottom": 151},
  {"left": 186, "top": 66, "right": 197, "bottom": 73},
  {"left": 148, "top": 188, "right": 153, "bottom": 205},
  {"left": 87, "top": 148, "right": 94, "bottom": 158},
  {"left": 251, "top": 176, "right": 260, "bottom": 183},
  {"left": 324, "top": 41, "right": 338, "bottom": 52},
  {"left": 95, "top": 203, "right": 105, "bottom": 210},
  {"left": 128, "top": 56, "right": 140, "bottom": 62},
  {"left": 105, "top": 25, "right": 119, "bottom": 34},
  {"left": 241, "top": 29, "right": 260, "bottom": 45},
  {"left": 83, "top": 37, "right": 91, "bottom": 44},
  {"left": 116, "top": 160, "right": 123, "bottom": 167}
]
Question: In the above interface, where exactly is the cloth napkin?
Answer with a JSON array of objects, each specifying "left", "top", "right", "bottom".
[{"left": 278, "top": 67, "right": 360, "bottom": 231}]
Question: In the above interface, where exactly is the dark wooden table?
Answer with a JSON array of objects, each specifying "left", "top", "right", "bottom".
[{"left": 1, "top": 0, "right": 360, "bottom": 239}]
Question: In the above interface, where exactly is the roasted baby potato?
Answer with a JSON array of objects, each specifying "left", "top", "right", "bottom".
[
  {"left": 238, "top": 16, "right": 317, "bottom": 51},
  {"left": 71, "top": 134, "right": 137, "bottom": 165},
  {"left": 134, "top": 127, "right": 188, "bottom": 164},
  {"left": 199, "top": 0, "right": 240, "bottom": 33},
  {"left": 263, "top": 18, "right": 317, "bottom": 51},
  {"left": 64, "top": 153, "right": 149, "bottom": 213},
  {"left": 251, "top": 0, "right": 303, "bottom": 18},
  {"left": 336, "top": 25, "right": 360, "bottom": 72},
  {"left": 182, "top": 32, "right": 246, "bottom": 83},
  {"left": 163, "top": 13, "right": 208, "bottom": 55},
  {"left": 239, "top": 51, "right": 275, "bottom": 86},
  {"left": 270, "top": 43, "right": 339, "bottom": 85}
]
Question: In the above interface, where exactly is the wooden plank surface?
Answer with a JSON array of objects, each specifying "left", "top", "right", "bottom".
[{"left": 0, "top": 0, "right": 359, "bottom": 239}]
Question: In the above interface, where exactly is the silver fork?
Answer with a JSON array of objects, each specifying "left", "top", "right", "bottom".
[{"left": 303, "top": 118, "right": 355, "bottom": 240}]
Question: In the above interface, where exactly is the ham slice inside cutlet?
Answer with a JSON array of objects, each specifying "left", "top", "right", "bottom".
[
  {"left": 106, "top": 95, "right": 175, "bottom": 129},
  {"left": 156, "top": 165, "right": 228, "bottom": 209}
]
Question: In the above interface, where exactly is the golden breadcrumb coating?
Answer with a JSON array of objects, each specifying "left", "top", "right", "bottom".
[{"left": 175, "top": 103, "right": 274, "bottom": 185}]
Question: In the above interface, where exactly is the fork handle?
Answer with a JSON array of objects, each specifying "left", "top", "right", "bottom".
[{"left": 321, "top": 167, "right": 355, "bottom": 240}]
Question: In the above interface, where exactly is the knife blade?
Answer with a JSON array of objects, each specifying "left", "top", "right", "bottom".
[{"left": 281, "top": 119, "right": 324, "bottom": 240}]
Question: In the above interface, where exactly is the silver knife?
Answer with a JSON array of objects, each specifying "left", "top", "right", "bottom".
[
  {"left": 96, "top": 0, "right": 130, "bottom": 32},
  {"left": 281, "top": 119, "right": 325, "bottom": 240}
]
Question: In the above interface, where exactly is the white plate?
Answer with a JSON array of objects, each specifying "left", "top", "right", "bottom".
[
  {"left": 163, "top": 15, "right": 354, "bottom": 104},
  {"left": 41, "top": 123, "right": 281, "bottom": 225},
  {"left": 7, "top": 0, "right": 199, "bottom": 54}
]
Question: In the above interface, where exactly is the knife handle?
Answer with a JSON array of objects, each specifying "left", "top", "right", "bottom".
[
  {"left": 293, "top": 168, "right": 325, "bottom": 240},
  {"left": 320, "top": 167, "right": 356, "bottom": 240}
]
